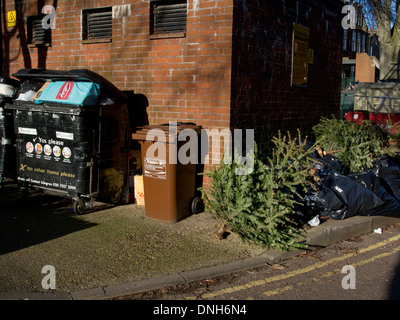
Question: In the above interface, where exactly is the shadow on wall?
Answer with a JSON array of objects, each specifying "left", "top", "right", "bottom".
[
  {"left": 36, "top": 0, "right": 58, "bottom": 70},
  {"left": 123, "top": 91, "right": 149, "bottom": 150},
  {"left": 1, "top": 0, "right": 58, "bottom": 76},
  {"left": 124, "top": 91, "right": 149, "bottom": 129}
]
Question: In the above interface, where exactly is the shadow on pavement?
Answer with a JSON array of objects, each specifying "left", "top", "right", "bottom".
[{"left": 0, "top": 183, "right": 97, "bottom": 255}]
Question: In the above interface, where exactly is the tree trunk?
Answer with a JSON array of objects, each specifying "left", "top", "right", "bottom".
[
  {"left": 379, "top": 42, "right": 395, "bottom": 79},
  {"left": 369, "top": 0, "right": 397, "bottom": 79}
]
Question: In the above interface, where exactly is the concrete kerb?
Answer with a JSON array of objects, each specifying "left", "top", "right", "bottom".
[
  {"left": 304, "top": 215, "right": 400, "bottom": 247},
  {"left": 1, "top": 215, "right": 399, "bottom": 300},
  {"left": 71, "top": 250, "right": 302, "bottom": 300}
]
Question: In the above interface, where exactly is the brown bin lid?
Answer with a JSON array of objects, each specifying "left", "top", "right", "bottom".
[{"left": 132, "top": 123, "right": 202, "bottom": 142}]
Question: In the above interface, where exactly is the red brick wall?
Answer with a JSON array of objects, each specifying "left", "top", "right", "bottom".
[
  {"left": 230, "top": 0, "right": 343, "bottom": 138},
  {"left": 1, "top": 0, "right": 235, "bottom": 187},
  {"left": 2, "top": 0, "right": 343, "bottom": 188},
  {"left": 1, "top": 0, "right": 233, "bottom": 131},
  {"left": 2, "top": 0, "right": 343, "bottom": 137}
]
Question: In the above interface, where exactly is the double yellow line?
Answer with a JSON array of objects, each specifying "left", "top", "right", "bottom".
[{"left": 186, "top": 233, "right": 400, "bottom": 300}]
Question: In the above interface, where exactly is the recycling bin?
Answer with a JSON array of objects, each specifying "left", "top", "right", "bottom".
[
  {"left": 5, "top": 68, "right": 131, "bottom": 214},
  {"left": 0, "top": 77, "right": 20, "bottom": 188},
  {"left": 132, "top": 122, "right": 204, "bottom": 222}
]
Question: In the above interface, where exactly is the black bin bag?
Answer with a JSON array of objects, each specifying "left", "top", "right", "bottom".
[
  {"left": 372, "top": 166, "right": 400, "bottom": 203},
  {"left": 349, "top": 171, "right": 400, "bottom": 217},
  {"left": 315, "top": 186, "right": 349, "bottom": 220},
  {"left": 315, "top": 171, "right": 400, "bottom": 220}
]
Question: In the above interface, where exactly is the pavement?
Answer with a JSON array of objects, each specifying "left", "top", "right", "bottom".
[{"left": 0, "top": 182, "right": 399, "bottom": 300}]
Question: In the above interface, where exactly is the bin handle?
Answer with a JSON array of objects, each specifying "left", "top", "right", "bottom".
[{"left": 16, "top": 138, "right": 23, "bottom": 154}]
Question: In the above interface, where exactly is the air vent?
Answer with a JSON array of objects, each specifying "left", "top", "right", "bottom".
[
  {"left": 151, "top": 1, "right": 187, "bottom": 36},
  {"left": 82, "top": 7, "right": 112, "bottom": 42},
  {"left": 28, "top": 15, "right": 51, "bottom": 46}
]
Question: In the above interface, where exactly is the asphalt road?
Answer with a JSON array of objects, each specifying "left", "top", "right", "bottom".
[{"left": 118, "top": 222, "right": 400, "bottom": 301}]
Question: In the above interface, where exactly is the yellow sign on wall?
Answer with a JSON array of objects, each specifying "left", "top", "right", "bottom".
[
  {"left": 7, "top": 11, "right": 16, "bottom": 27},
  {"left": 291, "top": 23, "right": 310, "bottom": 87}
]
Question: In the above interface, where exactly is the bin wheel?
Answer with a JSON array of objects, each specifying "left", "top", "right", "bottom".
[
  {"left": 191, "top": 197, "right": 204, "bottom": 214},
  {"left": 20, "top": 187, "right": 29, "bottom": 199},
  {"left": 73, "top": 198, "right": 85, "bottom": 215}
]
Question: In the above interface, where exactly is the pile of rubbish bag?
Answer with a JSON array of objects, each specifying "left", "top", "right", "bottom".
[{"left": 301, "top": 150, "right": 400, "bottom": 222}]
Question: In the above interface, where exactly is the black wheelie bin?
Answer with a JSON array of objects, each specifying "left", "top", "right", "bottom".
[
  {"left": 5, "top": 69, "right": 131, "bottom": 214},
  {"left": 0, "top": 76, "right": 20, "bottom": 188}
]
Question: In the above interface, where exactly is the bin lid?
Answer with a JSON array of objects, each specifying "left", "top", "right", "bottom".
[
  {"left": 132, "top": 122, "right": 202, "bottom": 142},
  {"left": 12, "top": 68, "right": 128, "bottom": 102}
]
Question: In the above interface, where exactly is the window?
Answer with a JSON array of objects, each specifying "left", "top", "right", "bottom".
[
  {"left": 27, "top": 15, "right": 51, "bottom": 46},
  {"left": 150, "top": 0, "right": 187, "bottom": 38},
  {"left": 343, "top": 31, "right": 347, "bottom": 51},
  {"left": 352, "top": 30, "right": 356, "bottom": 52},
  {"left": 357, "top": 32, "right": 361, "bottom": 53},
  {"left": 82, "top": 7, "right": 112, "bottom": 43}
]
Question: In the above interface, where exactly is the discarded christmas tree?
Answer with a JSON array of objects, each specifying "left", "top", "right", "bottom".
[
  {"left": 312, "top": 117, "right": 390, "bottom": 172},
  {"left": 200, "top": 130, "right": 317, "bottom": 251}
]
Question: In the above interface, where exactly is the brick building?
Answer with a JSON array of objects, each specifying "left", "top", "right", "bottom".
[
  {"left": 341, "top": 1, "right": 376, "bottom": 82},
  {"left": 1, "top": 0, "right": 343, "bottom": 179}
]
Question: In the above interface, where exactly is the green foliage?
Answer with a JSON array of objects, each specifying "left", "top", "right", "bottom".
[
  {"left": 200, "top": 131, "right": 316, "bottom": 251},
  {"left": 312, "top": 117, "right": 390, "bottom": 172}
]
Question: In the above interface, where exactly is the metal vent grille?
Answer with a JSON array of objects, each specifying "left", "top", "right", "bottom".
[
  {"left": 153, "top": 2, "right": 187, "bottom": 34},
  {"left": 29, "top": 16, "right": 51, "bottom": 45},
  {"left": 87, "top": 11, "right": 112, "bottom": 39},
  {"left": 83, "top": 7, "right": 112, "bottom": 41}
]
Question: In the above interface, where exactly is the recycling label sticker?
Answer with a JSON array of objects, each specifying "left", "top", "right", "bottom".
[{"left": 144, "top": 158, "right": 167, "bottom": 180}]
